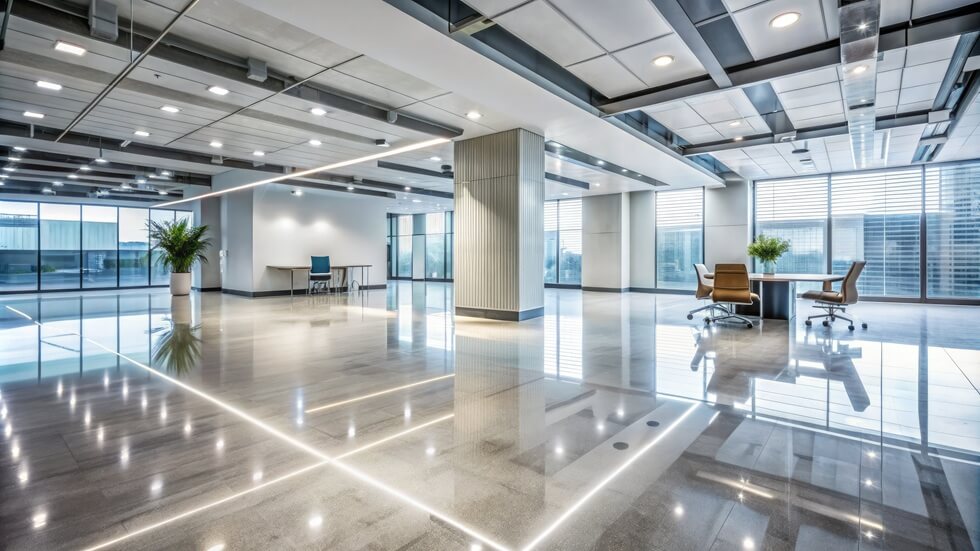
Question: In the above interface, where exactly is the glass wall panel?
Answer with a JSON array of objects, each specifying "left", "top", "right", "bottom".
[
  {"left": 755, "top": 177, "right": 828, "bottom": 273},
  {"left": 656, "top": 188, "right": 703, "bottom": 289},
  {"left": 424, "top": 212, "right": 446, "bottom": 279},
  {"left": 40, "top": 203, "right": 81, "bottom": 290},
  {"left": 119, "top": 207, "right": 149, "bottom": 287},
  {"left": 82, "top": 205, "right": 118, "bottom": 288},
  {"left": 150, "top": 209, "right": 175, "bottom": 285},
  {"left": 0, "top": 201, "right": 38, "bottom": 292},
  {"left": 544, "top": 201, "right": 558, "bottom": 284},
  {"left": 925, "top": 162, "right": 980, "bottom": 298},
  {"left": 543, "top": 199, "right": 582, "bottom": 285}
]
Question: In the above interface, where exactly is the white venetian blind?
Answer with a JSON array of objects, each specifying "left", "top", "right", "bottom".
[
  {"left": 755, "top": 176, "right": 829, "bottom": 275},
  {"left": 925, "top": 162, "right": 980, "bottom": 299}
]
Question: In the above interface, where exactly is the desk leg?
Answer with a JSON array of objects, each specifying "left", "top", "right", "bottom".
[
  {"left": 760, "top": 280, "right": 795, "bottom": 320},
  {"left": 289, "top": 270, "right": 294, "bottom": 297}
]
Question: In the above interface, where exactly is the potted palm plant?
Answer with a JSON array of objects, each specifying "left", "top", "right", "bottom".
[
  {"left": 747, "top": 234, "right": 791, "bottom": 275},
  {"left": 148, "top": 218, "right": 212, "bottom": 296}
]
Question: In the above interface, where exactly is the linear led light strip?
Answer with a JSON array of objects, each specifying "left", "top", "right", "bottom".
[
  {"left": 305, "top": 373, "right": 455, "bottom": 413},
  {"left": 78, "top": 413, "right": 454, "bottom": 551},
  {"left": 3, "top": 306, "right": 508, "bottom": 551},
  {"left": 155, "top": 137, "right": 449, "bottom": 208}
]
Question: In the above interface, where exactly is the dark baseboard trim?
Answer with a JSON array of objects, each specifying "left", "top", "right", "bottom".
[
  {"left": 545, "top": 283, "right": 581, "bottom": 289},
  {"left": 582, "top": 286, "right": 627, "bottom": 293},
  {"left": 192, "top": 286, "right": 222, "bottom": 292},
  {"left": 221, "top": 284, "right": 386, "bottom": 298},
  {"left": 455, "top": 306, "right": 544, "bottom": 321},
  {"left": 628, "top": 287, "right": 695, "bottom": 295},
  {"left": 360, "top": 284, "right": 387, "bottom": 290}
]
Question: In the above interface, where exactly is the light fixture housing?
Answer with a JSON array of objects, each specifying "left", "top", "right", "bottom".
[
  {"left": 54, "top": 41, "right": 86, "bottom": 55},
  {"left": 36, "top": 81, "right": 63, "bottom": 91},
  {"left": 23, "top": 111, "right": 44, "bottom": 119},
  {"left": 769, "top": 12, "right": 800, "bottom": 28},
  {"left": 310, "top": 107, "right": 327, "bottom": 116},
  {"left": 652, "top": 55, "right": 674, "bottom": 67},
  {"left": 207, "top": 85, "right": 229, "bottom": 96},
  {"left": 465, "top": 110, "right": 482, "bottom": 120},
  {"left": 160, "top": 105, "right": 180, "bottom": 113},
  {"left": 134, "top": 130, "right": 150, "bottom": 137}
]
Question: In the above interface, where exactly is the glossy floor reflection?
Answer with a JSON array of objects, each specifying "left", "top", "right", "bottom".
[{"left": 0, "top": 283, "right": 977, "bottom": 550}]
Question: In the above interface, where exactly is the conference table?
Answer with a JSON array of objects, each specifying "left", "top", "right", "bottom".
[
  {"left": 704, "top": 272, "right": 844, "bottom": 320},
  {"left": 267, "top": 264, "right": 373, "bottom": 296}
]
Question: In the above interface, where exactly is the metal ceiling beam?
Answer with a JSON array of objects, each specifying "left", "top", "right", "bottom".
[
  {"left": 650, "top": 0, "right": 732, "bottom": 88},
  {"left": 601, "top": 6, "right": 980, "bottom": 114},
  {"left": 376, "top": 159, "right": 591, "bottom": 190},
  {"left": 9, "top": 0, "right": 463, "bottom": 139}
]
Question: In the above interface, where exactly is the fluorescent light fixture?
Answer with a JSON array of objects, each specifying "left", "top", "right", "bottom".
[
  {"left": 23, "top": 111, "right": 44, "bottom": 119},
  {"left": 308, "top": 139, "right": 321, "bottom": 146},
  {"left": 94, "top": 158, "right": 108, "bottom": 164},
  {"left": 160, "top": 105, "right": 180, "bottom": 113},
  {"left": 429, "top": 156, "right": 442, "bottom": 162},
  {"left": 7, "top": 156, "right": 20, "bottom": 161},
  {"left": 67, "top": 174, "right": 78, "bottom": 179},
  {"left": 54, "top": 40, "right": 86, "bottom": 55},
  {"left": 652, "top": 55, "right": 674, "bottom": 67},
  {"left": 769, "top": 12, "right": 800, "bottom": 28},
  {"left": 209, "top": 140, "right": 223, "bottom": 148},
  {"left": 207, "top": 85, "right": 229, "bottom": 96},
  {"left": 134, "top": 130, "right": 150, "bottom": 137},
  {"left": 252, "top": 150, "right": 265, "bottom": 157},
  {"left": 36, "top": 81, "right": 63, "bottom": 91},
  {"left": 156, "top": 137, "right": 449, "bottom": 208},
  {"left": 310, "top": 107, "right": 327, "bottom": 116},
  {"left": 79, "top": 166, "right": 91, "bottom": 171},
  {"left": 465, "top": 110, "right": 482, "bottom": 120}
]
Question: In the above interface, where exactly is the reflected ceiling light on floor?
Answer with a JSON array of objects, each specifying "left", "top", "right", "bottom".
[
  {"left": 769, "top": 12, "right": 800, "bottom": 28},
  {"left": 252, "top": 150, "right": 265, "bottom": 157},
  {"left": 134, "top": 130, "right": 150, "bottom": 137},
  {"left": 308, "top": 139, "right": 321, "bottom": 146},
  {"left": 466, "top": 110, "right": 482, "bottom": 120},
  {"left": 210, "top": 140, "right": 222, "bottom": 148},
  {"left": 54, "top": 40, "right": 86, "bottom": 55},
  {"left": 310, "top": 107, "right": 326, "bottom": 116},
  {"left": 207, "top": 85, "right": 229, "bottom": 95},
  {"left": 23, "top": 111, "right": 44, "bottom": 119},
  {"left": 36, "top": 81, "right": 62, "bottom": 91},
  {"left": 652, "top": 55, "right": 674, "bottom": 67},
  {"left": 291, "top": 189, "right": 303, "bottom": 197}
]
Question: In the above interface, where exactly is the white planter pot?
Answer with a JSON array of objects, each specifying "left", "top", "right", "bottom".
[
  {"left": 170, "top": 272, "right": 191, "bottom": 296},
  {"left": 170, "top": 295, "right": 192, "bottom": 324}
]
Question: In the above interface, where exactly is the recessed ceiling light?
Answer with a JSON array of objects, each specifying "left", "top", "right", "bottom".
[
  {"left": 23, "top": 111, "right": 44, "bottom": 119},
  {"left": 594, "top": 183, "right": 601, "bottom": 187},
  {"left": 94, "top": 158, "right": 108, "bottom": 164},
  {"left": 160, "top": 170, "right": 172, "bottom": 176},
  {"left": 849, "top": 64, "right": 868, "bottom": 75},
  {"left": 36, "top": 81, "right": 62, "bottom": 91},
  {"left": 79, "top": 166, "right": 91, "bottom": 171},
  {"left": 42, "top": 187, "right": 54, "bottom": 194},
  {"left": 769, "top": 12, "right": 800, "bottom": 28},
  {"left": 621, "top": 168, "right": 628, "bottom": 173},
  {"left": 54, "top": 41, "right": 86, "bottom": 55},
  {"left": 207, "top": 85, "right": 229, "bottom": 96},
  {"left": 412, "top": 199, "right": 421, "bottom": 203},
  {"left": 729, "top": 121, "right": 742, "bottom": 127},
  {"left": 734, "top": 136, "right": 743, "bottom": 142},
  {"left": 858, "top": 22, "right": 868, "bottom": 30},
  {"left": 134, "top": 130, "right": 150, "bottom": 137},
  {"left": 346, "top": 185, "right": 354, "bottom": 191},
  {"left": 210, "top": 140, "right": 222, "bottom": 148},
  {"left": 652, "top": 55, "right": 674, "bottom": 67},
  {"left": 308, "top": 139, "right": 321, "bottom": 146},
  {"left": 310, "top": 107, "right": 327, "bottom": 116},
  {"left": 562, "top": 192, "right": 569, "bottom": 196},
  {"left": 404, "top": 186, "right": 411, "bottom": 191},
  {"left": 67, "top": 174, "right": 78, "bottom": 179},
  {"left": 596, "top": 160, "right": 605, "bottom": 165},
  {"left": 252, "top": 150, "right": 265, "bottom": 157},
  {"left": 465, "top": 110, "right": 482, "bottom": 120},
  {"left": 136, "top": 178, "right": 146, "bottom": 184},
  {"left": 2, "top": 167, "right": 14, "bottom": 172},
  {"left": 13, "top": 147, "right": 26, "bottom": 152},
  {"left": 160, "top": 105, "right": 180, "bottom": 113},
  {"left": 158, "top": 190, "right": 168, "bottom": 195},
  {"left": 375, "top": 139, "right": 390, "bottom": 148},
  {"left": 429, "top": 156, "right": 442, "bottom": 162},
  {"left": 52, "top": 181, "right": 63, "bottom": 186}
]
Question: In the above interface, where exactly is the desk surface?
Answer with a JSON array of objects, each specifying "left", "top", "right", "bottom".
[
  {"left": 706, "top": 272, "right": 844, "bottom": 282},
  {"left": 267, "top": 264, "right": 372, "bottom": 270}
]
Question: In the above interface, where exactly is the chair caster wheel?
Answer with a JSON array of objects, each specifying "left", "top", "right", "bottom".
[
  {"left": 745, "top": 323, "right": 753, "bottom": 329},
  {"left": 687, "top": 313, "right": 693, "bottom": 320},
  {"left": 805, "top": 320, "right": 812, "bottom": 326},
  {"left": 704, "top": 319, "right": 711, "bottom": 325},
  {"left": 848, "top": 325, "right": 855, "bottom": 331},
  {"left": 822, "top": 320, "right": 829, "bottom": 327},
  {"left": 861, "top": 323, "right": 868, "bottom": 329}
]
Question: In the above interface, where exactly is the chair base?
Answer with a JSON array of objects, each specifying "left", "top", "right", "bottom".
[
  {"left": 705, "top": 303, "right": 755, "bottom": 329},
  {"left": 687, "top": 303, "right": 730, "bottom": 320},
  {"left": 804, "top": 302, "right": 868, "bottom": 331}
]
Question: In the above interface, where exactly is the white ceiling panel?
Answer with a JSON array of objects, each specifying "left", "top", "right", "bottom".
[
  {"left": 463, "top": 0, "right": 528, "bottom": 17},
  {"left": 877, "top": 69, "right": 902, "bottom": 93},
  {"left": 566, "top": 55, "right": 646, "bottom": 98},
  {"left": 875, "top": 89, "right": 899, "bottom": 108},
  {"left": 613, "top": 33, "right": 706, "bottom": 88},
  {"left": 899, "top": 83, "right": 941, "bottom": 105},
  {"left": 911, "top": 0, "right": 979, "bottom": 19},
  {"left": 309, "top": 70, "right": 417, "bottom": 110},
  {"left": 730, "top": 0, "right": 829, "bottom": 60},
  {"left": 880, "top": 0, "right": 913, "bottom": 26},
  {"left": 686, "top": 89, "right": 760, "bottom": 124},
  {"left": 770, "top": 66, "right": 839, "bottom": 93},
  {"left": 331, "top": 56, "right": 446, "bottom": 101},
  {"left": 902, "top": 59, "right": 952, "bottom": 88},
  {"left": 877, "top": 49, "right": 907, "bottom": 73},
  {"left": 905, "top": 36, "right": 959, "bottom": 67},
  {"left": 642, "top": 102, "right": 706, "bottom": 129},
  {"left": 786, "top": 100, "right": 843, "bottom": 121},
  {"left": 550, "top": 0, "right": 672, "bottom": 52},
  {"left": 777, "top": 82, "right": 841, "bottom": 109},
  {"left": 493, "top": 1, "right": 604, "bottom": 66},
  {"left": 674, "top": 124, "right": 724, "bottom": 143}
]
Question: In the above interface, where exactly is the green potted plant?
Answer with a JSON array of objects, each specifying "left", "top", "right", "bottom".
[
  {"left": 747, "top": 234, "right": 790, "bottom": 275},
  {"left": 148, "top": 218, "right": 212, "bottom": 296}
]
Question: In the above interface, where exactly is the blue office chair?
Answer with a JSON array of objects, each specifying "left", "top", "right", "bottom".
[{"left": 309, "top": 256, "right": 332, "bottom": 294}]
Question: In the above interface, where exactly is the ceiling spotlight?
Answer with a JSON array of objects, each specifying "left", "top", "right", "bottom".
[
  {"left": 465, "top": 110, "right": 482, "bottom": 120},
  {"left": 375, "top": 139, "right": 390, "bottom": 148},
  {"left": 310, "top": 107, "right": 327, "bottom": 116},
  {"left": 291, "top": 189, "right": 303, "bottom": 196},
  {"left": 429, "top": 156, "right": 442, "bottom": 162},
  {"left": 346, "top": 185, "right": 354, "bottom": 191},
  {"left": 594, "top": 182, "right": 601, "bottom": 187},
  {"left": 769, "top": 12, "right": 800, "bottom": 28},
  {"left": 652, "top": 55, "right": 674, "bottom": 67},
  {"left": 158, "top": 190, "right": 168, "bottom": 195},
  {"left": 734, "top": 136, "right": 743, "bottom": 141},
  {"left": 308, "top": 139, "right": 321, "bottom": 146},
  {"left": 849, "top": 65, "right": 868, "bottom": 75},
  {"left": 621, "top": 168, "right": 628, "bottom": 173},
  {"left": 160, "top": 170, "right": 172, "bottom": 176},
  {"left": 134, "top": 130, "right": 150, "bottom": 137},
  {"left": 207, "top": 85, "right": 229, "bottom": 96},
  {"left": 596, "top": 160, "right": 606, "bottom": 165},
  {"left": 52, "top": 181, "right": 63, "bottom": 186},
  {"left": 411, "top": 199, "right": 421, "bottom": 203},
  {"left": 79, "top": 166, "right": 91, "bottom": 171},
  {"left": 562, "top": 192, "right": 569, "bottom": 196},
  {"left": 36, "top": 81, "right": 63, "bottom": 91},
  {"left": 729, "top": 120, "right": 742, "bottom": 127},
  {"left": 160, "top": 105, "right": 180, "bottom": 113},
  {"left": 252, "top": 150, "right": 265, "bottom": 157},
  {"left": 42, "top": 187, "right": 54, "bottom": 194},
  {"left": 404, "top": 186, "right": 411, "bottom": 191},
  {"left": 13, "top": 147, "right": 26, "bottom": 152},
  {"left": 858, "top": 22, "right": 868, "bottom": 30},
  {"left": 67, "top": 174, "right": 78, "bottom": 179},
  {"left": 54, "top": 40, "right": 86, "bottom": 55},
  {"left": 23, "top": 111, "right": 44, "bottom": 119},
  {"left": 94, "top": 157, "right": 108, "bottom": 164},
  {"left": 2, "top": 167, "right": 15, "bottom": 172},
  {"left": 210, "top": 140, "right": 223, "bottom": 148}
]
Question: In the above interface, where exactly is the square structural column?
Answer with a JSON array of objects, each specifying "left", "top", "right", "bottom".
[{"left": 453, "top": 128, "right": 545, "bottom": 321}]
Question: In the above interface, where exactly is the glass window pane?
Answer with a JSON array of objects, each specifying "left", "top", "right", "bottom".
[
  {"left": 82, "top": 205, "right": 117, "bottom": 289},
  {"left": 425, "top": 212, "right": 445, "bottom": 234},
  {"left": 425, "top": 234, "right": 445, "bottom": 278},
  {"left": 40, "top": 203, "right": 81, "bottom": 290},
  {"left": 446, "top": 232, "right": 453, "bottom": 279},
  {"left": 397, "top": 215, "right": 412, "bottom": 236},
  {"left": 656, "top": 188, "right": 703, "bottom": 289},
  {"left": 0, "top": 201, "right": 38, "bottom": 291},
  {"left": 925, "top": 162, "right": 980, "bottom": 298},
  {"left": 397, "top": 235, "right": 412, "bottom": 277},
  {"left": 755, "top": 176, "right": 828, "bottom": 293},
  {"left": 543, "top": 200, "right": 582, "bottom": 285},
  {"left": 150, "top": 210, "right": 175, "bottom": 286},
  {"left": 119, "top": 208, "right": 149, "bottom": 287},
  {"left": 544, "top": 229, "right": 558, "bottom": 284}
]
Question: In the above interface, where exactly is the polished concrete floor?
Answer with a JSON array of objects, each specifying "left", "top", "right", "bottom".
[{"left": 0, "top": 282, "right": 977, "bottom": 551}]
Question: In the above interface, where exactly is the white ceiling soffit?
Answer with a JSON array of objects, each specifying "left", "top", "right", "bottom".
[{"left": 231, "top": 0, "right": 721, "bottom": 190}]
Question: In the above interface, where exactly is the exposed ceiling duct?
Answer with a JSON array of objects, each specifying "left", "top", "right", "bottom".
[{"left": 839, "top": 0, "right": 881, "bottom": 170}]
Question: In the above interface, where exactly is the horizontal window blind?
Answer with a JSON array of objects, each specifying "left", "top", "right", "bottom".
[
  {"left": 755, "top": 177, "right": 828, "bottom": 276},
  {"left": 656, "top": 188, "right": 703, "bottom": 227},
  {"left": 831, "top": 168, "right": 922, "bottom": 297},
  {"left": 544, "top": 201, "right": 558, "bottom": 232},
  {"left": 925, "top": 162, "right": 980, "bottom": 299},
  {"left": 656, "top": 188, "right": 703, "bottom": 289},
  {"left": 544, "top": 199, "right": 582, "bottom": 285}
]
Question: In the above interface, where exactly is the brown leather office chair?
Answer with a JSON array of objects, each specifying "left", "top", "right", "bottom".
[
  {"left": 687, "top": 264, "right": 730, "bottom": 321},
  {"left": 706, "top": 264, "right": 759, "bottom": 329},
  {"left": 802, "top": 260, "right": 868, "bottom": 331}
]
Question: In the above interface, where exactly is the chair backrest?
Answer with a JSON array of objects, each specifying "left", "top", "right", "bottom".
[
  {"left": 311, "top": 256, "right": 331, "bottom": 274},
  {"left": 840, "top": 260, "right": 865, "bottom": 304},
  {"left": 711, "top": 263, "right": 752, "bottom": 304},
  {"left": 694, "top": 263, "right": 712, "bottom": 299}
]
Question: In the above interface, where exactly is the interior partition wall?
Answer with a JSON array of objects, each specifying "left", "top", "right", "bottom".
[
  {"left": 655, "top": 188, "right": 704, "bottom": 290},
  {"left": 387, "top": 212, "right": 454, "bottom": 281},
  {"left": 752, "top": 160, "right": 980, "bottom": 303},
  {"left": 0, "top": 199, "right": 191, "bottom": 294},
  {"left": 544, "top": 198, "right": 582, "bottom": 286}
]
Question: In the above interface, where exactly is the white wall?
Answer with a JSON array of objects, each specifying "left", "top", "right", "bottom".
[
  {"left": 216, "top": 170, "right": 256, "bottom": 293},
  {"left": 582, "top": 193, "right": 630, "bottom": 290},
  {"left": 187, "top": 189, "right": 222, "bottom": 290},
  {"left": 628, "top": 190, "right": 656, "bottom": 289},
  {"left": 703, "top": 180, "right": 751, "bottom": 269}
]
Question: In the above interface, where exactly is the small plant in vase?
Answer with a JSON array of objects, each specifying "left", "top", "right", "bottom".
[{"left": 747, "top": 234, "right": 790, "bottom": 275}]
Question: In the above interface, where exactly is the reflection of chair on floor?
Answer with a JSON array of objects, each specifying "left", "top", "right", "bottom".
[
  {"left": 688, "top": 264, "right": 730, "bottom": 321},
  {"left": 796, "top": 334, "right": 870, "bottom": 412},
  {"left": 690, "top": 327, "right": 789, "bottom": 405}
]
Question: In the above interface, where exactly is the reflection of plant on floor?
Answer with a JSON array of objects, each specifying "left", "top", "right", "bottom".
[{"left": 153, "top": 322, "right": 202, "bottom": 376}]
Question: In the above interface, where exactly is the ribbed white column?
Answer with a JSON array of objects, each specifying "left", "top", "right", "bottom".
[{"left": 453, "top": 129, "right": 545, "bottom": 320}]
